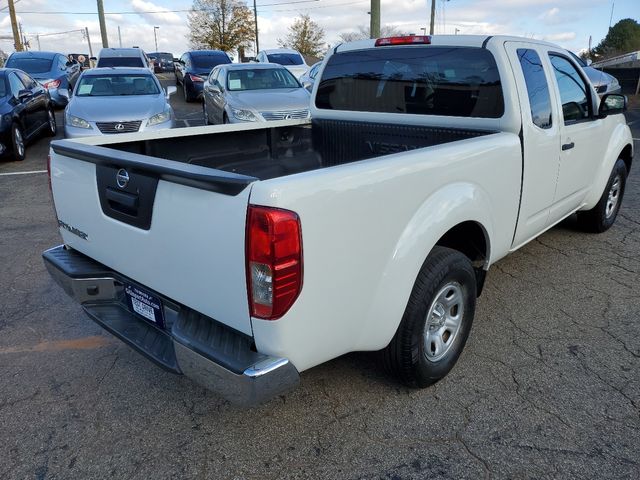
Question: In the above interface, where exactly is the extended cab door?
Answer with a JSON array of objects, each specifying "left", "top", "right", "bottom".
[
  {"left": 504, "top": 43, "right": 561, "bottom": 247},
  {"left": 546, "top": 52, "right": 606, "bottom": 222}
]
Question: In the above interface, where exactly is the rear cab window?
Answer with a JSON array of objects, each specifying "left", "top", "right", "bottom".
[
  {"left": 97, "top": 57, "right": 144, "bottom": 68},
  {"left": 316, "top": 46, "right": 504, "bottom": 118}
]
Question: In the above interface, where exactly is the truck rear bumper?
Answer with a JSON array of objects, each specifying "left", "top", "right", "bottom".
[{"left": 42, "top": 245, "right": 299, "bottom": 407}]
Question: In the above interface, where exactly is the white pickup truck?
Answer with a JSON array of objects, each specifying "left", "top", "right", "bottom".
[{"left": 44, "top": 35, "right": 633, "bottom": 406}]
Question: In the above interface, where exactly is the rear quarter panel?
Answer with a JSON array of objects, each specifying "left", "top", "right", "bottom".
[{"left": 249, "top": 132, "right": 522, "bottom": 372}]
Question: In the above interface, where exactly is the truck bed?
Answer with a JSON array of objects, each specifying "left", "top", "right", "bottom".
[{"left": 96, "top": 120, "right": 494, "bottom": 181}]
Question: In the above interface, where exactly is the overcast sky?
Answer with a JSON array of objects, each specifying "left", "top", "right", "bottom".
[{"left": 0, "top": 0, "right": 637, "bottom": 57}]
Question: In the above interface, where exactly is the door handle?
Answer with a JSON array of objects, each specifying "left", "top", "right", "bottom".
[{"left": 562, "top": 142, "right": 575, "bottom": 151}]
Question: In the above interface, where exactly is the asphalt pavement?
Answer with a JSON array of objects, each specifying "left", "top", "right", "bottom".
[{"left": 0, "top": 85, "right": 639, "bottom": 479}]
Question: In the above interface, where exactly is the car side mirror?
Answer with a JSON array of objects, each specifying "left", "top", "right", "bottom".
[
  {"left": 173, "top": 58, "right": 179, "bottom": 62},
  {"left": 210, "top": 83, "right": 221, "bottom": 94},
  {"left": 17, "top": 89, "right": 32, "bottom": 100},
  {"left": 599, "top": 93, "right": 627, "bottom": 118},
  {"left": 166, "top": 86, "right": 177, "bottom": 99},
  {"left": 89, "top": 56, "right": 97, "bottom": 61}
]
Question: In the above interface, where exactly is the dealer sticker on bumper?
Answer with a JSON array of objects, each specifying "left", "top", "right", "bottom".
[{"left": 125, "top": 284, "right": 164, "bottom": 328}]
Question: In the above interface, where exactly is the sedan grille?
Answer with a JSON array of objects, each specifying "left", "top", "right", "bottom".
[
  {"left": 96, "top": 120, "right": 142, "bottom": 134},
  {"left": 260, "top": 109, "right": 309, "bottom": 121}
]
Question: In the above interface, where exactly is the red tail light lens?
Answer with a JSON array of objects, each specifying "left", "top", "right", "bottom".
[
  {"left": 188, "top": 74, "right": 204, "bottom": 82},
  {"left": 43, "top": 79, "right": 61, "bottom": 89},
  {"left": 375, "top": 35, "right": 432, "bottom": 46},
  {"left": 246, "top": 205, "right": 302, "bottom": 320}
]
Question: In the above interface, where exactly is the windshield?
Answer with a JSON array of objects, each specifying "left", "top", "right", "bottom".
[
  {"left": 75, "top": 74, "right": 160, "bottom": 96},
  {"left": 157, "top": 53, "right": 173, "bottom": 63},
  {"left": 266, "top": 53, "right": 303, "bottom": 65},
  {"left": 227, "top": 68, "right": 300, "bottom": 91},
  {"left": 192, "top": 54, "right": 230, "bottom": 69},
  {"left": 5, "top": 57, "right": 53, "bottom": 74},
  {"left": 97, "top": 57, "right": 145, "bottom": 68}
]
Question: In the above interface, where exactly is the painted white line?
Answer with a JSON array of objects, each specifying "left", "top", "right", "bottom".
[{"left": 0, "top": 169, "right": 47, "bottom": 176}]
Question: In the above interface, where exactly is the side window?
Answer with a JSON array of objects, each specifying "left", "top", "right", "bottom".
[
  {"left": 309, "top": 64, "right": 319, "bottom": 79},
  {"left": 16, "top": 71, "right": 35, "bottom": 89},
  {"left": 549, "top": 54, "right": 591, "bottom": 123},
  {"left": 517, "top": 49, "right": 552, "bottom": 129},
  {"left": 217, "top": 69, "right": 226, "bottom": 89},
  {"left": 8, "top": 72, "right": 26, "bottom": 96},
  {"left": 209, "top": 68, "right": 218, "bottom": 84}
]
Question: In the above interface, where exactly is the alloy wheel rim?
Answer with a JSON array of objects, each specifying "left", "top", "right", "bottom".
[
  {"left": 605, "top": 175, "right": 621, "bottom": 219},
  {"left": 14, "top": 128, "right": 24, "bottom": 157},
  {"left": 423, "top": 281, "right": 464, "bottom": 362}
]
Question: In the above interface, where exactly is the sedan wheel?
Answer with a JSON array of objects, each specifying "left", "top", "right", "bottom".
[
  {"left": 46, "top": 108, "right": 57, "bottom": 137},
  {"left": 11, "top": 124, "right": 26, "bottom": 161}
]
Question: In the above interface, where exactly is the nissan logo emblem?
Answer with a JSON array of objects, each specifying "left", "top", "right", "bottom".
[
  {"left": 114, "top": 123, "right": 125, "bottom": 131},
  {"left": 284, "top": 114, "right": 292, "bottom": 120},
  {"left": 116, "top": 168, "right": 130, "bottom": 189}
]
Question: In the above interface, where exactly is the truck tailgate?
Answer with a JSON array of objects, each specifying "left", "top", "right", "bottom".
[{"left": 49, "top": 140, "right": 257, "bottom": 336}]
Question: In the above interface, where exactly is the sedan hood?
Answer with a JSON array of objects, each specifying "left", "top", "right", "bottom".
[
  {"left": 583, "top": 66, "right": 615, "bottom": 87},
  {"left": 67, "top": 94, "right": 168, "bottom": 122},
  {"left": 228, "top": 88, "right": 310, "bottom": 112}
]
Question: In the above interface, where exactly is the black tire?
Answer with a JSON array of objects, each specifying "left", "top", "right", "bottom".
[
  {"left": 223, "top": 113, "right": 229, "bottom": 124},
  {"left": 577, "top": 158, "right": 627, "bottom": 233},
  {"left": 10, "top": 123, "right": 26, "bottom": 161},
  {"left": 382, "top": 247, "right": 477, "bottom": 387},
  {"left": 183, "top": 82, "right": 194, "bottom": 103},
  {"left": 45, "top": 108, "right": 57, "bottom": 137}
]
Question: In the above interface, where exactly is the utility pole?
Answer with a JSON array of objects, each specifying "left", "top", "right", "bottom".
[
  {"left": 118, "top": 26, "right": 122, "bottom": 47},
  {"left": 96, "top": 0, "right": 109, "bottom": 48},
  {"left": 429, "top": 0, "right": 436, "bottom": 35},
  {"left": 253, "top": 0, "right": 259, "bottom": 54},
  {"left": 153, "top": 26, "right": 159, "bottom": 52},
  {"left": 84, "top": 27, "right": 94, "bottom": 57},
  {"left": 370, "top": 0, "right": 380, "bottom": 38},
  {"left": 8, "top": 0, "right": 23, "bottom": 51}
]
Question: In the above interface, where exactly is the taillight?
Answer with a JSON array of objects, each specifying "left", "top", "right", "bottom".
[
  {"left": 246, "top": 205, "right": 302, "bottom": 320},
  {"left": 375, "top": 35, "right": 432, "bottom": 46},
  {"left": 43, "top": 79, "right": 61, "bottom": 89},
  {"left": 188, "top": 74, "right": 204, "bottom": 82}
]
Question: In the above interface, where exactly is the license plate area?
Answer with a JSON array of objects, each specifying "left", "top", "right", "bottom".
[{"left": 124, "top": 283, "right": 165, "bottom": 328}]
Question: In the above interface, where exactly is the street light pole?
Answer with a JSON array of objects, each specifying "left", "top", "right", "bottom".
[{"left": 153, "top": 26, "right": 159, "bottom": 52}]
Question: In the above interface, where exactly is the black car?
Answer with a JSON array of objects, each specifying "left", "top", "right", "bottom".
[
  {"left": 0, "top": 68, "right": 57, "bottom": 161},
  {"left": 175, "top": 50, "right": 231, "bottom": 102},
  {"left": 148, "top": 52, "right": 174, "bottom": 73}
]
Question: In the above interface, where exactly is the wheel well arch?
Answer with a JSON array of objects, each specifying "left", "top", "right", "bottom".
[
  {"left": 434, "top": 221, "right": 490, "bottom": 295},
  {"left": 620, "top": 143, "right": 633, "bottom": 173}
]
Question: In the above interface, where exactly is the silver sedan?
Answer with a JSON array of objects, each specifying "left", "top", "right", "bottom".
[
  {"left": 202, "top": 64, "right": 310, "bottom": 125},
  {"left": 64, "top": 67, "right": 176, "bottom": 138}
]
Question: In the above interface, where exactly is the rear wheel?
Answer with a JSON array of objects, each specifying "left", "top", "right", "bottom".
[
  {"left": 45, "top": 108, "right": 57, "bottom": 137},
  {"left": 382, "top": 247, "right": 477, "bottom": 387},
  {"left": 183, "top": 82, "right": 194, "bottom": 103},
  {"left": 11, "top": 123, "right": 26, "bottom": 161},
  {"left": 577, "top": 158, "right": 627, "bottom": 233}
]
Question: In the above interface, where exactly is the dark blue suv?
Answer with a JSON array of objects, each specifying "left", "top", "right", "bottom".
[{"left": 175, "top": 50, "right": 231, "bottom": 102}]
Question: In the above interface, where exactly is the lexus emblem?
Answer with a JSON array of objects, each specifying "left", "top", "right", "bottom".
[
  {"left": 284, "top": 114, "right": 292, "bottom": 120},
  {"left": 114, "top": 123, "right": 125, "bottom": 131},
  {"left": 116, "top": 168, "right": 130, "bottom": 189}
]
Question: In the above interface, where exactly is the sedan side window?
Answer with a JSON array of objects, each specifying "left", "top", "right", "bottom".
[
  {"left": 549, "top": 54, "right": 592, "bottom": 123},
  {"left": 16, "top": 71, "right": 36, "bottom": 90},
  {"left": 8, "top": 72, "right": 26, "bottom": 97},
  {"left": 216, "top": 69, "right": 226, "bottom": 89}
]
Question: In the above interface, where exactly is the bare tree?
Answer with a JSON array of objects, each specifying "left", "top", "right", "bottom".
[
  {"left": 278, "top": 14, "right": 325, "bottom": 57},
  {"left": 338, "top": 25, "right": 404, "bottom": 43},
  {"left": 187, "top": 0, "right": 255, "bottom": 53}
]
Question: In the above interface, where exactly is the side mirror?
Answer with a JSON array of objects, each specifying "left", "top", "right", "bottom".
[
  {"left": 173, "top": 58, "right": 179, "bottom": 63},
  {"left": 599, "top": 93, "right": 627, "bottom": 118},
  {"left": 166, "top": 86, "right": 177, "bottom": 99},
  {"left": 89, "top": 56, "right": 97, "bottom": 62},
  {"left": 17, "top": 89, "right": 32, "bottom": 100},
  {"left": 586, "top": 58, "right": 593, "bottom": 66},
  {"left": 210, "top": 83, "right": 221, "bottom": 94}
]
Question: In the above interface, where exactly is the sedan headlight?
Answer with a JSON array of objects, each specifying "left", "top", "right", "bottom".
[
  {"left": 231, "top": 107, "right": 258, "bottom": 122},
  {"left": 66, "top": 114, "right": 91, "bottom": 129},
  {"left": 147, "top": 109, "right": 172, "bottom": 126}
]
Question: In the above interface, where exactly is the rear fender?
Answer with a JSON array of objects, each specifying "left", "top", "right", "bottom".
[{"left": 358, "top": 182, "right": 494, "bottom": 350}]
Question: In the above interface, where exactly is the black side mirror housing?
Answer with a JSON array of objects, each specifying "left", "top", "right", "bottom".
[
  {"left": 599, "top": 93, "right": 627, "bottom": 118},
  {"left": 17, "top": 89, "right": 32, "bottom": 100}
]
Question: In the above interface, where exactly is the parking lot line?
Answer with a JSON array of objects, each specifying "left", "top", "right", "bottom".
[{"left": 0, "top": 169, "right": 47, "bottom": 176}]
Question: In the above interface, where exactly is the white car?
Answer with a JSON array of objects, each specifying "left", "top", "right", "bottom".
[
  {"left": 45, "top": 35, "right": 632, "bottom": 406},
  {"left": 255, "top": 48, "right": 308, "bottom": 79},
  {"left": 94, "top": 47, "right": 154, "bottom": 72}
]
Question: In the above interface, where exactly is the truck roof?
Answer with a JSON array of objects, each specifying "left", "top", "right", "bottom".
[{"left": 335, "top": 34, "right": 563, "bottom": 53}]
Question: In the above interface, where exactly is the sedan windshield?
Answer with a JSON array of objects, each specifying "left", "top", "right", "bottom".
[
  {"left": 76, "top": 74, "right": 160, "bottom": 96},
  {"left": 266, "top": 53, "right": 303, "bottom": 65},
  {"left": 5, "top": 57, "right": 53, "bottom": 74},
  {"left": 227, "top": 68, "right": 300, "bottom": 91}
]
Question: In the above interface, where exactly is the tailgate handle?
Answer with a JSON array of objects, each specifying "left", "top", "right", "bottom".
[{"left": 106, "top": 187, "right": 139, "bottom": 215}]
